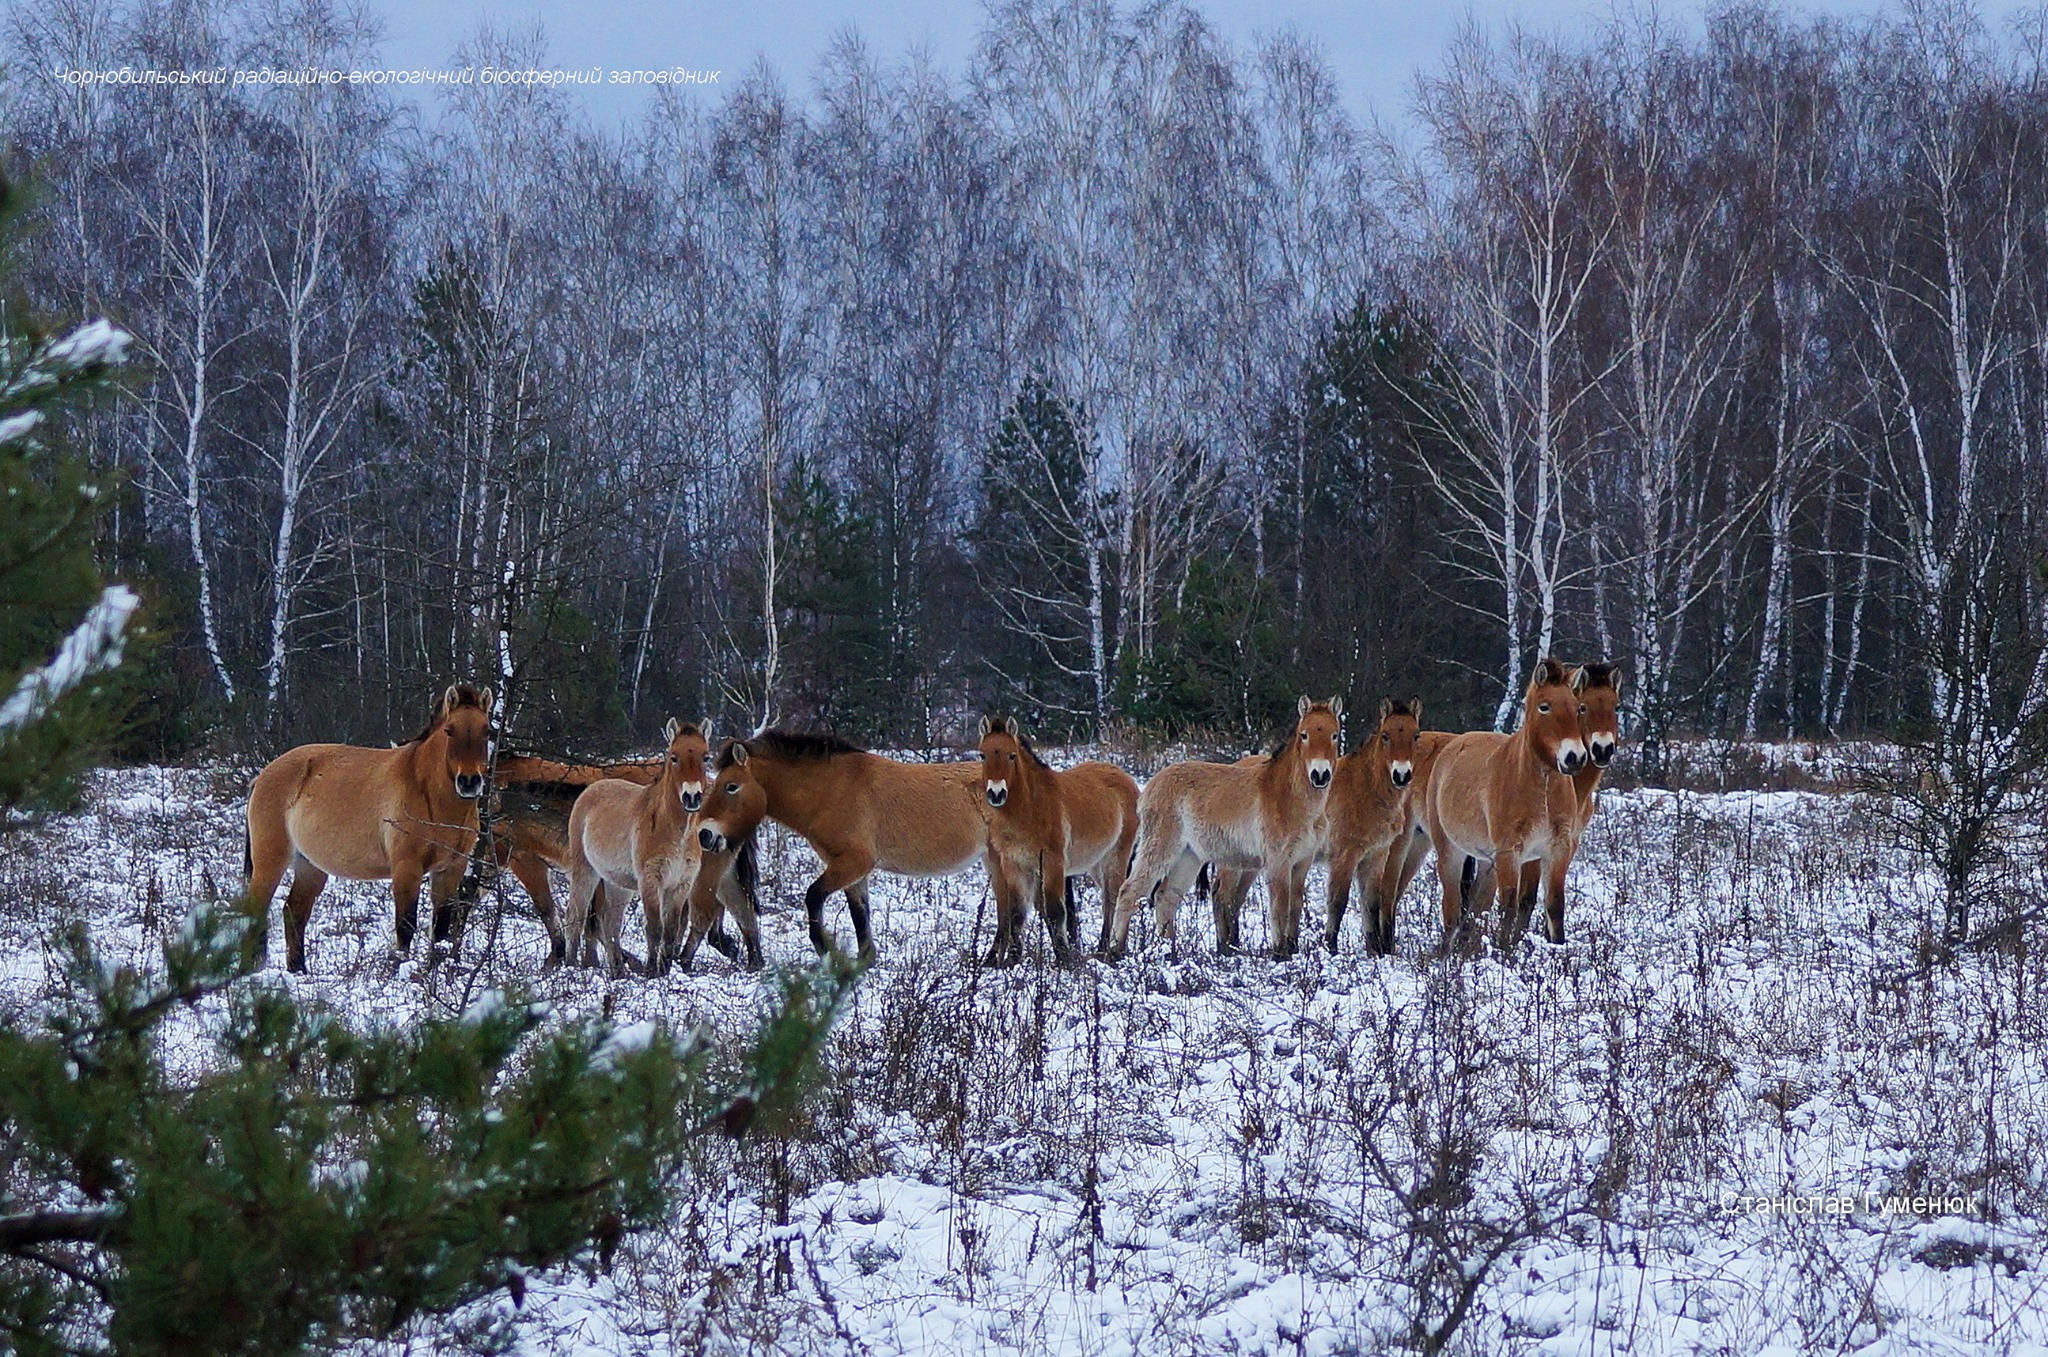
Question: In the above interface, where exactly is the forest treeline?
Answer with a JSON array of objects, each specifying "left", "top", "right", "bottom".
[{"left": 5, "top": 0, "right": 2046, "bottom": 774}]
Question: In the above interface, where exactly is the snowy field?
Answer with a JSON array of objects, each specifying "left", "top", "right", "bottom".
[{"left": 4, "top": 761, "right": 2047, "bottom": 1356}]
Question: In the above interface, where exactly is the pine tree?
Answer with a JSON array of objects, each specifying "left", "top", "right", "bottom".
[
  {"left": 0, "top": 175, "right": 860, "bottom": 1354},
  {"left": 0, "top": 176, "right": 139, "bottom": 811}
]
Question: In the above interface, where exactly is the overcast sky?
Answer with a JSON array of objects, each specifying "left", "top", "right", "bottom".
[{"left": 368, "top": 0, "right": 2042, "bottom": 131}]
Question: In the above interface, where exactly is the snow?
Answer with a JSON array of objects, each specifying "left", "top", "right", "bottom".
[
  {"left": 2, "top": 760, "right": 2044, "bottom": 1356},
  {"left": 0, "top": 584, "right": 140, "bottom": 739},
  {"left": 40, "top": 318, "right": 134, "bottom": 373}
]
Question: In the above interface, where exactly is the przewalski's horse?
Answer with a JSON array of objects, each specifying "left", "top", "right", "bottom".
[
  {"left": 1367, "top": 728, "right": 1459, "bottom": 951},
  {"left": 244, "top": 684, "right": 494, "bottom": 973},
  {"left": 1210, "top": 698, "right": 1429, "bottom": 957},
  {"left": 561, "top": 719, "right": 726, "bottom": 975},
  {"left": 666, "top": 738, "right": 771, "bottom": 973},
  {"left": 493, "top": 752, "right": 659, "bottom": 964},
  {"left": 1425, "top": 659, "right": 1590, "bottom": 952},
  {"left": 1513, "top": 662, "right": 1624, "bottom": 907},
  {"left": 976, "top": 715, "right": 1140, "bottom": 965},
  {"left": 1106, "top": 696, "right": 1344, "bottom": 961},
  {"left": 744, "top": 730, "right": 990, "bottom": 961}
]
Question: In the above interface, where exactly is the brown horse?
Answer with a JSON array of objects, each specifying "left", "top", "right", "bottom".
[
  {"left": 1210, "top": 697, "right": 1428, "bottom": 957},
  {"left": 744, "top": 730, "right": 990, "bottom": 960},
  {"left": 244, "top": 684, "right": 494, "bottom": 973},
  {"left": 493, "top": 752, "right": 660, "bottom": 964},
  {"left": 1106, "top": 696, "right": 1344, "bottom": 960},
  {"left": 1365, "top": 727, "right": 1459, "bottom": 952},
  {"left": 561, "top": 719, "right": 718, "bottom": 975},
  {"left": 976, "top": 715, "right": 1140, "bottom": 965},
  {"left": 1513, "top": 662, "right": 1624, "bottom": 906},
  {"left": 1425, "top": 658, "right": 1589, "bottom": 951},
  {"left": 665, "top": 739, "right": 771, "bottom": 974}
]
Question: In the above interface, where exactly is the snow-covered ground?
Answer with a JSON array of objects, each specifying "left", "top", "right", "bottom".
[{"left": 4, "top": 762, "right": 2047, "bottom": 1356}]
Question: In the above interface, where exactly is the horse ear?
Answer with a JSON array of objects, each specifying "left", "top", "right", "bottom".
[
  {"left": 729, "top": 740, "right": 750, "bottom": 766},
  {"left": 1328, "top": 695, "right": 1344, "bottom": 719},
  {"left": 1378, "top": 697, "right": 1393, "bottom": 722},
  {"left": 440, "top": 684, "right": 460, "bottom": 715},
  {"left": 663, "top": 717, "right": 680, "bottom": 743},
  {"left": 477, "top": 686, "right": 492, "bottom": 713},
  {"left": 1297, "top": 694, "right": 1311, "bottom": 718},
  {"left": 1609, "top": 666, "right": 1625, "bottom": 699},
  {"left": 1411, "top": 697, "right": 1425, "bottom": 723},
  {"left": 1536, "top": 657, "right": 1567, "bottom": 686},
  {"left": 978, "top": 715, "right": 993, "bottom": 738},
  {"left": 1003, "top": 716, "right": 1019, "bottom": 736},
  {"left": 1570, "top": 666, "right": 1589, "bottom": 694}
]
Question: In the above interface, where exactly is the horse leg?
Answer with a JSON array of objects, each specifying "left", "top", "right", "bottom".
[
  {"left": 1432, "top": 837, "right": 1468, "bottom": 955},
  {"left": 641, "top": 881, "right": 668, "bottom": 978},
  {"left": 1514, "top": 860, "right": 1541, "bottom": 946},
  {"left": 1543, "top": 846, "right": 1574, "bottom": 946},
  {"left": 563, "top": 853, "right": 598, "bottom": 968},
  {"left": 243, "top": 818, "right": 295, "bottom": 966},
  {"left": 982, "top": 854, "right": 1019, "bottom": 969},
  {"left": 1394, "top": 828, "right": 1430, "bottom": 911},
  {"left": 716, "top": 870, "right": 765, "bottom": 971},
  {"left": 1266, "top": 864, "right": 1299, "bottom": 960},
  {"left": 506, "top": 849, "right": 566, "bottom": 968},
  {"left": 1154, "top": 852, "right": 1202, "bottom": 955},
  {"left": 282, "top": 857, "right": 328, "bottom": 975},
  {"left": 1372, "top": 841, "right": 1409, "bottom": 957},
  {"left": 1104, "top": 835, "right": 1179, "bottom": 960},
  {"left": 801, "top": 852, "right": 874, "bottom": 960},
  {"left": 1492, "top": 850, "right": 1528, "bottom": 953},
  {"left": 428, "top": 863, "right": 467, "bottom": 959},
  {"left": 598, "top": 883, "right": 633, "bottom": 975},
  {"left": 1211, "top": 867, "right": 1248, "bottom": 956},
  {"left": 1325, "top": 849, "right": 1360, "bottom": 954},
  {"left": 1038, "top": 847, "right": 1074, "bottom": 964},
  {"left": 391, "top": 859, "right": 425, "bottom": 959},
  {"left": 1098, "top": 815, "right": 1138, "bottom": 955}
]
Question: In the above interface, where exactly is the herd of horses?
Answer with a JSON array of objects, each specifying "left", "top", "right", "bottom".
[{"left": 240, "top": 658, "right": 1623, "bottom": 976}]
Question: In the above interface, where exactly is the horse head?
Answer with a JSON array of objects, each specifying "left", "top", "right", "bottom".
[
  {"left": 439, "top": 684, "right": 493, "bottom": 800},
  {"left": 661, "top": 718, "right": 712, "bottom": 812},
  {"left": 1375, "top": 696, "right": 1424, "bottom": 788},
  {"left": 1292, "top": 695, "right": 1344, "bottom": 790},
  {"left": 1523, "top": 659, "right": 1588, "bottom": 776},
  {"left": 1570, "top": 663, "right": 1623, "bottom": 768},
  {"left": 697, "top": 739, "right": 768, "bottom": 854},
  {"left": 977, "top": 714, "right": 1025, "bottom": 809}
]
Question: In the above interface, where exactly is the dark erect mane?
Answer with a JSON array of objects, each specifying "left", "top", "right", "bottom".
[
  {"left": 1385, "top": 697, "right": 1415, "bottom": 717},
  {"left": 1577, "top": 662, "right": 1619, "bottom": 690},
  {"left": 750, "top": 727, "right": 867, "bottom": 761},
  {"left": 980, "top": 715, "right": 1049, "bottom": 770},
  {"left": 402, "top": 682, "right": 489, "bottom": 746}
]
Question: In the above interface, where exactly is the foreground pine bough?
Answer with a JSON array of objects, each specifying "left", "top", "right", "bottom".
[{"left": 0, "top": 901, "right": 858, "bottom": 1355}]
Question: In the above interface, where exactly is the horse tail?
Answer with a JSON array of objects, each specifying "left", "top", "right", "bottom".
[
  {"left": 242, "top": 824, "right": 252, "bottom": 884},
  {"left": 1196, "top": 862, "right": 1211, "bottom": 903},
  {"left": 735, "top": 832, "right": 760, "bottom": 906}
]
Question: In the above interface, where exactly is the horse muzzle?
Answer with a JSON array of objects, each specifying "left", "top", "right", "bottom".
[
  {"left": 453, "top": 773, "right": 485, "bottom": 800},
  {"left": 1590, "top": 738, "right": 1616, "bottom": 767},
  {"left": 699, "top": 826, "right": 727, "bottom": 854},
  {"left": 985, "top": 780, "right": 1009, "bottom": 808},
  {"left": 1308, "top": 761, "right": 1333, "bottom": 790},
  {"left": 1556, "top": 742, "right": 1587, "bottom": 776},
  {"left": 680, "top": 782, "right": 704, "bottom": 813},
  {"left": 1390, "top": 762, "right": 1413, "bottom": 788}
]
